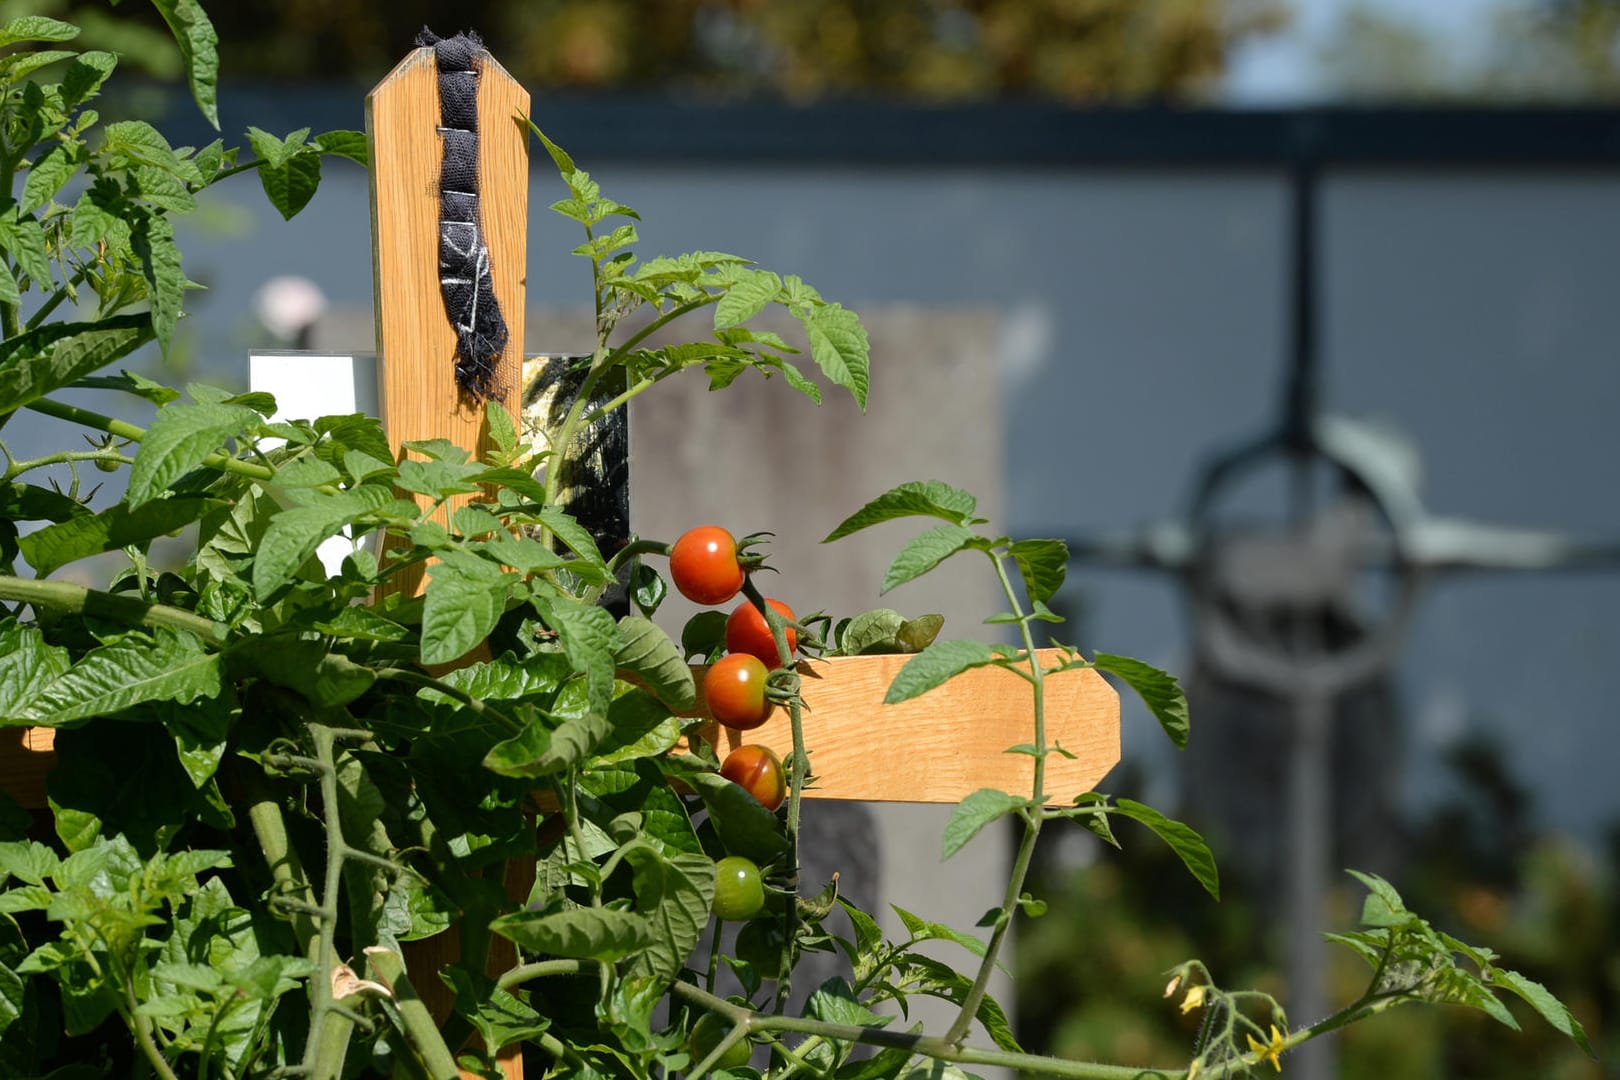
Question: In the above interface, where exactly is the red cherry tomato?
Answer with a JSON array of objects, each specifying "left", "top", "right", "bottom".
[
  {"left": 720, "top": 745, "right": 787, "bottom": 812},
  {"left": 669, "top": 526, "right": 746, "bottom": 606},
  {"left": 704, "top": 654, "right": 773, "bottom": 730},
  {"left": 725, "top": 598, "right": 797, "bottom": 668}
]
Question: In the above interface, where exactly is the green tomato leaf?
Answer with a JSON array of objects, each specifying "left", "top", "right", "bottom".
[
  {"left": 1113, "top": 798, "right": 1219, "bottom": 901},
  {"left": 823, "top": 481, "right": 979, "bottom": 542},
  {"left": 883, "top": 523, "right": 976, "bottom": 594},
  {"left": 251, "top": 484, "right": 392, "bottom": 598},
  {"left": 481, "top": 715, "right": 556, "bottom": 779},
  {"left": 442, "top": 968, "right": 550, "bottom": 1059},
  {"left": 1092, "top": 652, "right": 1189, "bottom": 750},
  {"left": 22, "top": 142, "right": 85, "bottom": 214},
  {"left": 1008, "top": 538, "right": 1068, "bottom": 605},
  {"left": 256, "top": 151, "right": 322, "bottom": 221},
  {"left": 237, "top": 638, "right": 375, "bottom": 709},
  {"left": 0, "top": 210, "right": 50, "bottom": 292},
  {"left": 624, "top": 847, "right": 714, "bottom": 982},
  {"left": 149, "top": 0, "right": 219, "bottom": 128},
  {"left": 897, "top": 613, "right": 944, "bottom": 652},
  {"left": 838, "top": 608, "right": 906, "bottom": 656},
  {"left": 421, "top": 550, "right": 511, "bottom": 665},
  {"left": 490, "top": 907, "right": 654, "bottom": 963},
  {"left": 312, "top": 128, "right": 369, "bottom": 166},
  {"left": 1489, "top": 968, "right": 1595, "bottom": 1057},
  {"left": 0, "top": 15, "right": 79, "bottom": 45},
  {"left": 539, "top": 598, "right": 621, "bottom": 721},
  {"left": 1348, "top": 869, "right": 1410, "bottom": 928},
  {"left": 127, "top": 401, "right": 259, "bottom": 507},
  {"left": 891, "top": 904, "right": 992, "bottom": 962},
  {"left": 0, "top": 840, "right": 61, "bottom": 886},
  {"left": 614, "top": 616, "right": 696, "bottom": 711},
  {"left": 10, "top": 629, "right": 220, "bottom": 728},
  {"left": 883, "top": 640, "right": 998, "bottom": 705},
  {"left": 130, "top": 209, "right": 183, "bottom": 353},
  {"left": 0, "top": 621, "right": 70, "bottom": 722},
  {"left": 942, "top": 789, "right": 1026, "bottom": 860},
  {"left": 19, "top": 496, "right": 224, "bottom": 576},
  {"left": 534, "top": 506, "right": 607, "bottom": 570},
  {"left": 715, "top": 267, "right": 782, "bottom": 330},
  {"left": 0, "top": 316, "right": 153, "bottom": 421},
  {"left": 797, "top": 302, "right": 869, "bottom": 410},
  {"left": 684, "top": 770, "right": 789, "bottom": 863},
  {"left": 62, "top": 50, "right": 117, "bottom": 108}
]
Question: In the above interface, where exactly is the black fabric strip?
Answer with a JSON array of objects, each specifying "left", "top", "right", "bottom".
[{"left": 416, "top": 27, "right": 509, "bottom": 401}]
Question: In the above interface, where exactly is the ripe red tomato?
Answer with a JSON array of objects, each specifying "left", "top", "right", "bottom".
[
  {"left": 669, "top": 526, "right": 745, "bottom": 606},
  {"left": 703, "top": 654, "right": 773, "bottom": 730},
  {"left": 712, "top": 855, "right": 765, "bottom": 920},
  {"left": 720, "top": 745, "right": 787, "bottom": 812},
  {"left": 725, "top": 597, "right": 797, "bottom": 668}
]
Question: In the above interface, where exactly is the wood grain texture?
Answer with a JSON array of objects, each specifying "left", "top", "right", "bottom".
[
  {"left": 368, "top": 46, "right": 528, "bottom": 602},
  {"left": 695, "top": 649, "right": 1120, "bottom": 804},
  {"left": 0, "top": 727, "right": 55, "bottom": 809},
  {"left": 367, "top": 46, "right": 529, "bottom": 1078}
]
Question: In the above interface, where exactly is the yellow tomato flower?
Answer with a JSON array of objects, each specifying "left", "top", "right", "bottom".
[
  {"left": 1179, "top": 984, "right": 1207, "bottom": 1015},
  {"left": 1246, "top": 1024, "right": 1286, "bottom": 1071}
]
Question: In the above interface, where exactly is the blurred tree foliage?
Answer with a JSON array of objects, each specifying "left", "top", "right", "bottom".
[
  {"left": 1324, "top": 0, "right": 1620, "bottom": 102},
  {"left": 20, "top": 0, "right": 1287, "bottom": 103}
]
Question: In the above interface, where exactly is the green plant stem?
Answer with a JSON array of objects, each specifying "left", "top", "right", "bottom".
[
  {"left": 301, "top": 725, "right": 346, "bottom": 1076},
  {"left": 668, "top": 978, "right": 1180, "bottom": 1080},
  {"left": 2, "top": 447, "right": 132, "bottom": 481},
  {"left": 941, "top": 550, "right": 1049, "bottom": 1047},
  {"left": 0, "top": 574, "right": 231, "bottom": 647},
  {"left": 23, "top": 267, "right": 90, "bottom": 331},
  {"left": 128, "top": 979, "right": 182, "bottom": 1080},
  {"left": 24, "top": 396, "right": 283, "bottom": 484},
  {"left": 242, "top": 767, "right": 321, "bottom": 964},
  {"left": 602, "top": 536, "right": 672, "bottom": 578},
  {"left": 542, "top": 293, "right": 724, "bottom": 516},
  {"left": 741, "top": 576, "right": 806, "bottom": 1008},
  {"left": 365, "top": 947, "right": 462, "bottom": 1080},
  {"left": 495, "top": 959, "right": 586, "bottom": 992}
]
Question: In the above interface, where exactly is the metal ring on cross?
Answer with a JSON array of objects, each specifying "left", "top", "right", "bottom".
[{"left": 1183, "top": 415, "right": 1428, "bottom": 698}]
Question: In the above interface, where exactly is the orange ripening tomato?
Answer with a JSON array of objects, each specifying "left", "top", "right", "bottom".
[
  {"left": 669, "top": 525, "right": 745, "bottom": 605},
  {"left": 726, "top": 597, "right": 797, "bottom": 668},
  {"left": 720, "top": 744, "right": 787, "bottom": 812},
  {"left": 703, "top": 653, "right": 774, "bottom": 730}
]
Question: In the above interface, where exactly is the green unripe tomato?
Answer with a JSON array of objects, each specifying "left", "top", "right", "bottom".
[
  {"left": 733, "top": 918, "right": 787, "bottom": 977},
  {"left": 688, "top": 1012, "right": 751, "bottom": 1071},
  {"left": 711, "top": 855, "right": 765, "bottom": 921}
]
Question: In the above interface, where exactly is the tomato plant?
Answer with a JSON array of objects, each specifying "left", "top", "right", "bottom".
[
  {"left": 721, "top": 744, "right": 787, "bottom": 811},
  {"left": 712, "top": 856, "right": 766, "bottom": 920},
  {"left": 704, "top": 653, "right": 775, "bottom": 729},
  {"left": 669, "top": 525, "right": 746, "bottom": 605},
  {"left": 727, "top": 596, "right": 798, "bottom": 667}
]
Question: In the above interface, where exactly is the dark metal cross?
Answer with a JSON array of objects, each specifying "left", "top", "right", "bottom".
[{"left": 1060, "top": 157, "right": 1620, "bottom": 1080}]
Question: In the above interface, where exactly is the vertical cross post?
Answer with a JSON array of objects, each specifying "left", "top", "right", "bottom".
[
  {"left": 367, "top": 40, "right": 530, "bottom": 1080},
  {"left": 369, "top": 41, "right": 528, "bottom": 598}
]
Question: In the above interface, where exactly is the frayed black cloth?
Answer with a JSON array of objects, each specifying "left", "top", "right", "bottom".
[{"left": 416, "top": 28, "right": 508, "bottom": 401}]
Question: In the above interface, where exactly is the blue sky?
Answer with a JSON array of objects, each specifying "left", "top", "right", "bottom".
[{"left": 1225, "top": 0, "right": 1514, "bottom": 102}]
